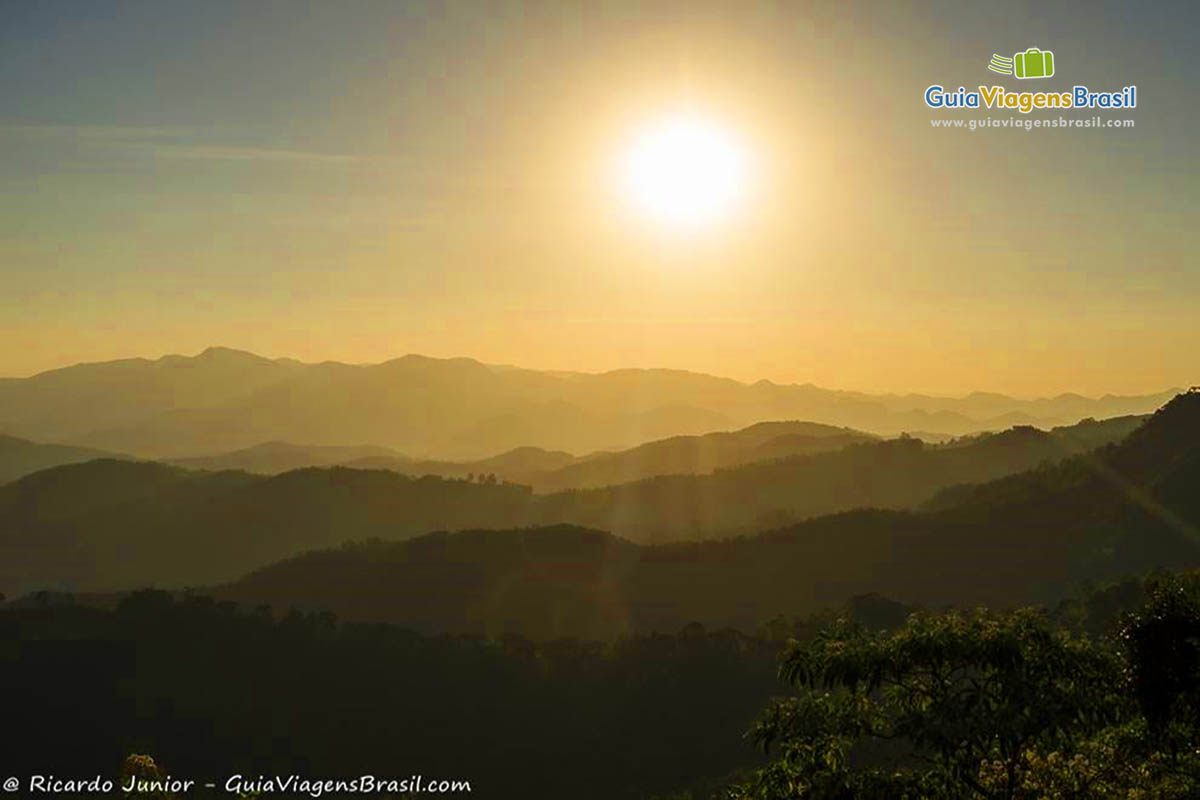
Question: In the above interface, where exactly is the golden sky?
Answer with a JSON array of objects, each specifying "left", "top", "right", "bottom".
[{"left": 1, "top": 1, "right": 1195, "bottom": 396}]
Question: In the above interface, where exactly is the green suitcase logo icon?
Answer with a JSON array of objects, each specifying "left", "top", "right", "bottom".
[{"left": 1013, "top": 47, "right": 1054, "bottom": 79}]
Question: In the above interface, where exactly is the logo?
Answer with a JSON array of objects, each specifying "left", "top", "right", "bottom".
[
  {"left": 924, "top": 45, "right": 1136, "bottom": 115},
  {"left": 988, "top": 48, "right": 1055, "bottom": 79},
  {"left": 988, "top": 54, "right": 1014, "bottom": 75}
]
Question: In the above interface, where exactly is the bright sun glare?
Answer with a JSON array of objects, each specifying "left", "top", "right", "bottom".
[{"left": 619, "top": 112, "right": 751, "bottom": 232}]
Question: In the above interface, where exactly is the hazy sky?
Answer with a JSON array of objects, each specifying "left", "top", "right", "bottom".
[{"left": 1, "top": 0, "right": 1196, "bottom": 396}]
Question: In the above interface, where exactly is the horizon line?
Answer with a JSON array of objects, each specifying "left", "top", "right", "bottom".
[{"left": 2, "top": 345, "right": 1184, "bottom": 404}]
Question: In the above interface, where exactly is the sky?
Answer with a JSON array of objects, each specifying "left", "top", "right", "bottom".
[{"left": 1, "top": 0, "right": 1196, "bottom": 397}]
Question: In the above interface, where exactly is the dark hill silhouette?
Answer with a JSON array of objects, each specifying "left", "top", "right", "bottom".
[
  {"left": 173, "top": 420, "right": 872, "bottom": 490},
  {"left": 427, "top": 444, "right": 578, "bottom": 476},
  {"left": 523, "top": 416, "right": 1143, "bottom": 542},
  {"left": 0, "top": 434, "right": 130, "bottom": 486},
  {"left": 921, "top": 394, "right": 1200, "bottom": 516},
  {"left": 224, "top": 525, "right": 641, "bottom": 640},
  {"left": 0, "top": 408, "right": 1154, "bottom": 599},
  {"left": 212, "top": 518, "right": 917, "bottom": 638},
  {"left": 212, "top": 394, "right": 1200, "bottom": 638},
  {"left": 0, "top": 347, "right": 1177, "bottom": 458},
  {"left": 169, "top": 441, "right": 408, "bottom": 474},
  {"left": 524, "top": 420, "right": 874, "bottom": 491},
  {"left": 1048, "top": 413, "right": 1150, "bottom": 451},
  {"left": 0, "top": 459, "right": 224, "bottom": 524},
  {"left": 878, "top": 390, "right": 1200, "bottom": 607},
  {"left": 260, "top": 444, "right": 577, "bottom": 481},
  {"left": 0, "top": 591, "right": 783, "bottom": 800},
  {"left": 1105, "top": 389, "right": 1200, "bottom": 482},
  {"left": 0, "top": 462, "right": 530, "bottom": 595}
]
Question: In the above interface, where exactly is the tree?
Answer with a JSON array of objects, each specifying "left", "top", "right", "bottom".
[
  {"left": 730, "top": 609, "right": 1126, "bottom": 799},
  {"left": 1119, "top": 573, "right": 1200, "bottom": 789}
]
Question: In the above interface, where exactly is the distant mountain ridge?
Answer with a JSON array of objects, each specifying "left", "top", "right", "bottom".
[
  {"left": 0, "top": 461, "right": 533, "bottom": 596},
  {"left": 0, "top": 410, "right": 1151, "bottom": 596},
  {"left": 0, "top": 415, "right": 1146, "bottom": 490},
  {"left": 526, "top": 417, "right": 1144, "bottom": 543},
  {"left": 528, "top": 420, "right": 874, "bottom": 492},
  {"left": 0, "top": 435, "right": 131, "bottom": 486},
  {"left": 0, "top": 347, "right": 1178, "bottom": 459},
  {"left": 165, "top": 419, "right": 875, "bottom": 491},
  {"left": 170, "top": 441, "right": 406, "bottom": 474},
  {"left": 215, "top": 391, "right": 1200, "bottom": 638}
]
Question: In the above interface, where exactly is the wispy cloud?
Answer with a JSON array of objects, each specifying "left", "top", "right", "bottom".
[
  {"left": 0, "top": 123, "right": 195, "bottom": 141},
  {"left": 0, "top": 123, "right": 388, "bottom": 167},
  {"left": 151, "top": 145, "right": 365, "bottom": 165}
]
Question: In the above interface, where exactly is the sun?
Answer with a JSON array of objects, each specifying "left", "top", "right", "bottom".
[{"left": 618, "top": 112, "right": 752, "bottom": 232}]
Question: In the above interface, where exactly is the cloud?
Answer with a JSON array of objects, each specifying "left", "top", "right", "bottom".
[
  {"left": 0, "top": 123, "right": 386, "bottom": 167},
  {"left": 151, "top": 145, "right": 364, "bottom": 165},
  {"left": 0, "top": 123, "right": 194, "bottom": 141}
]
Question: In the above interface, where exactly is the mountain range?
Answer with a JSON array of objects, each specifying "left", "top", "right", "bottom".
[
  {"left": 0, "top": 435, "right": 126, "bottom": 486},
  {"left": 0, "top": 347, "right": 1178, "bottom": 459},
  {"left": 164, "top": 420, "right": 874, "bottom": 491},
  {"left": 0, "top": 409, "right": 1152, "bottom": 597},
  {"left": 216, "top": 391, "right": 1200, "bottom": 638}
]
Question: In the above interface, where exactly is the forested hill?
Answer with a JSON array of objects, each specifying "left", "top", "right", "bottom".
[
  {"left": 0, "top": 412, "right": 1145, "bottom": 596},
  {"left": 166, "top": 419, "right": 873, "bottom": 491},
  {"left": 0, "top": 463, "right": 531, "bottom": 595},
  {"left": 215, "top": 393, "right": 1200, "bottom": 638},
  {"left": 0, "top": 434, "right": 129, "bottom": 485},
  {"left": 523, "top": 415, "right": 1145, "bottom": 542},
  {"left": 501, "top": 420, "right": 875, "bottom": 491}
]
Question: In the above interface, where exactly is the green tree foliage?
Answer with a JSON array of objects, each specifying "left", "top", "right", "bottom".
[
  {"left": 729, "top": 578, "right": 1200, "bottom": 799},
  {"left": 1118, "top": 573, "right": 1200, "bottom": 790},
  {"left": 732, "top": 610, "right": 1123, "bottom": 799}
]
